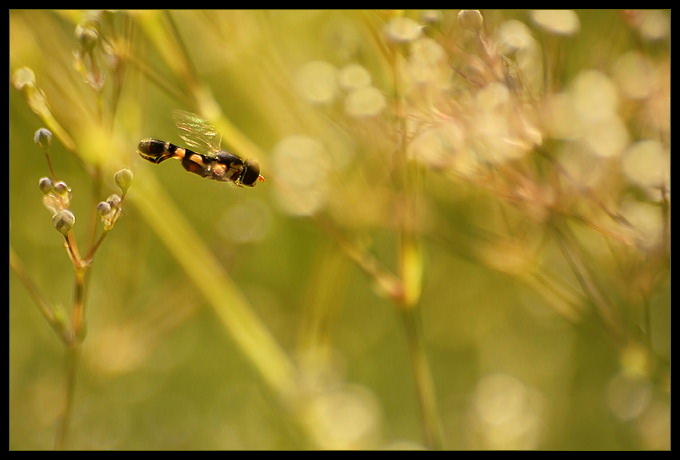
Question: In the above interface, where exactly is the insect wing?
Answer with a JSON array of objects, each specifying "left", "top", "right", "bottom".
[{"left": 172, "top": 110, "right": 221, "bottom": 156}]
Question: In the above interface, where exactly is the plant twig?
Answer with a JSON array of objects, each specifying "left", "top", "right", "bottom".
[
  {"left": 10, "top": 247, "right": 70, "bottom": 344},
  {"left": 388, "top": 33, "right": 443, "bottom": 449},
  {"left": 400, "top": 307, "right": 443, "bottom": 450},
  {"left": 551, "top": 221, "right": 626, "bottom": 347}
]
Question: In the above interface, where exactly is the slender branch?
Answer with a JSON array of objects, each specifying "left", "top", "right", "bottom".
[
  {"left": 10, "top": 247, "right": 70, "bottom": 344},
  {"left": 163, "top": 10, "right": 201, "bottom": 91},
  {"left": 43, "top": 150, "right": 56, "bottom": 180},
  {"left": 535, "top": 145, "right": 633, "bottom": 229},
  {"left": 312, "top": 214, "right": 401, "bottom": 301},
  {"left": 88, "top": 167, "right": 103, "bottom": 251},
  {"left": 71, "top": 268, "right": 89, "bottom": 342},
  {"left": 552, "top": 221, "right": 626, "bottom": 347},
  {"left": 388, "top": 38, "right": 442, "bottom": 450},
  {"left": 54, "top": 344, "right": 81, "bottom": 450},
  {"left": 125, "top": 55, "right": 191, "bottom": 107},
  {"left": 84, "top": 231, "right": 108, "bottom": 264},
  {"left": 400, "top": 308, "right": 443, "bottom": 450}
]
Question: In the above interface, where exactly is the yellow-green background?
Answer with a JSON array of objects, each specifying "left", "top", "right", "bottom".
[{"left": 10, "top": 10, "right": 669, "bottom": 450}]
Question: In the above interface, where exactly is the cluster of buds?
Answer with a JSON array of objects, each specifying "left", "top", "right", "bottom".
[
  {"left": 96, "top": 193, "right": 122, "bottom": 231},
  {"left": 35, "top": 128, "right": 133, "bottom": 235},
  {"left": 39, "top": 176, "right": 76, "bottom": 235},
  {"left": 36, "top": 129, "right": 76, "bottom": 236},
  {"left": 96, "top": 168, "right": 133, "bottom": 231}
]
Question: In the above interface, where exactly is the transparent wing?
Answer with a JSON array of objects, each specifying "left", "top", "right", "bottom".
[{"left": 172, "top": 110, "right": 222, "bottom": 155}]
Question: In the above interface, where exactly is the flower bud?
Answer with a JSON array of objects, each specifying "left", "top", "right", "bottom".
[
  {"left": 96, "top": 201, "right": 112, "bottom": 216},
  {"left": 39, "top": 177, "right": 54, "bottom": 195},
  {"left": 52, "top": 209, "right": 76, "bottom": 235},
  {"left": 34, "top": 128, "right": 53, "bottom": 149},
  {"left": 54, "top": 181, "right": 69, "bottom": 195},
  {"left": 53, "top": 182, "right": 72, "bottom": 206},
  {"left": 49, "top": 181, "right": 72, "bottom": 209},
  {"left": 114, "top": 168, "right": 133, "bottom": 194},
  {"left": 106, "top": 193, "right": 122, "bottom": 209}
]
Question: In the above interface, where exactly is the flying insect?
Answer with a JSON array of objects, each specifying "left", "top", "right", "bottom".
[{"left": 138, "top": 110, "right": 264, "bottom": 187}]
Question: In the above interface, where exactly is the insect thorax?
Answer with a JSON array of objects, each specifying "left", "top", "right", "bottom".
[{"left": 209, "top": 150, "right": 244, "bottom": 182}]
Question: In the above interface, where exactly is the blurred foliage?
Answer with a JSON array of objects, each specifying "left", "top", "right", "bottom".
[{"left": 10, "top": 9, "right": 669, "bottom": 450}]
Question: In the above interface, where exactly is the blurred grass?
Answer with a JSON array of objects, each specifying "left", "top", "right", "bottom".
[{"left": 10, "top": 9, "right": 669, "bottom": 450}]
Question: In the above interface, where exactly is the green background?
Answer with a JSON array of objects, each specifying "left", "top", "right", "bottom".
[{"left": 10, "top": 10, "right": 670, "bottom": 450}]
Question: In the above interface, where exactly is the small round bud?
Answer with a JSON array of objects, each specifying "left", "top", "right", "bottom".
[
  {"left": 52, "top": 210, "right": 76, "bottom": 235},
  {"left": 106, "top": 194, "right": 122, "bottom": 209},
  {"left": 54, "top": 181, "right": 71, "bottom": 197},
  {"left": 458, "top": 10, "right": 484, "bottom": 33},
  {"left": 34, "top": 128, "right": 53, "bottom": 149},
  {"left": 114, "top": 168, "right": 133, "bottom": 193},
  {"left": 39, "top": 177, "right": 55, "bottom": 194},
  {"left": 96, "top": 201, "right": 112, "bottom": 216}
]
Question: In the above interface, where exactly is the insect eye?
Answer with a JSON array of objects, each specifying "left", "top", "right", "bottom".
[{"left": 242, "top": 159, "right": 261, "bottom": 187}]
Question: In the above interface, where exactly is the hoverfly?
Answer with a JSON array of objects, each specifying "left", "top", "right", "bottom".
[{"left": 138, "top": 110, "right": 264, "bottom": 187}]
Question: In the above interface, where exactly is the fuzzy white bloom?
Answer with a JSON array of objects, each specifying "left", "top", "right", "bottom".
[
  {"left": 458, "top": 10, "right": 483, "bottom": 32},
  {"left": 384, "top": 16, "right": 423, "bottom": 43},
  {"left": 530, "top": 10, "right": 580, "bottom": 36}
]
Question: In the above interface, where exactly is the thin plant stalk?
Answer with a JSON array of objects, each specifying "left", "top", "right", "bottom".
[
  {"left": 551, "top": 221, "right": 626, "bottom": 347},
  {"left": 389, "top": 36, "right": 443, "bottom": 450},
  {"left": 54, "top": 343, "right": 81, "bottom": 450},
  {"left": 10, "top": 248, "right": 69, "bottom": 343},
  {"left": 399, "top": 307, "right": 443, "bottom": 450},
  {"left": 128, "top": 169, "right": 300, "bottom": 408},
  {"left": 53, "top": 231, "right": 95, "bottom": 449}
]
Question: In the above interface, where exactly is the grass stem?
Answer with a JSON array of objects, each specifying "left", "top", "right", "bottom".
[
  {"left": 399, "top": 307, "right": 443, "bottom": 450},
  {"left": 54, "top": 344, "right": 81, "bottom": 450}
]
